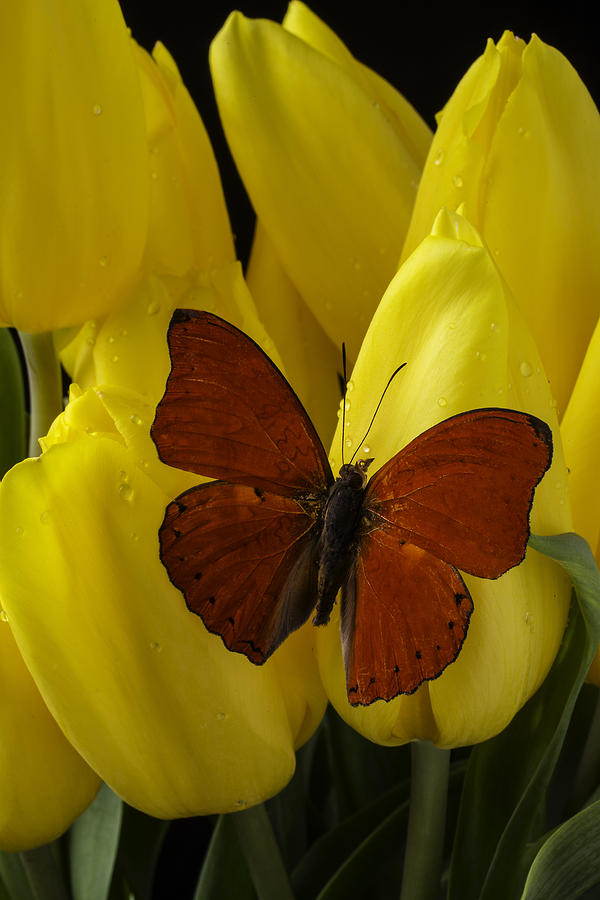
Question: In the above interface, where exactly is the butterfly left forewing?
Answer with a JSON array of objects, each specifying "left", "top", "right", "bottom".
[
  {"left": 364, "top": 408, "right": 552, "bottom": 579},
  {"left": 160, "top": 481, "right": 321, "bottom": 663},
  {"left": 151, "top": 310, "right": 333, "bottom": 497},
  {"left": 342, "top": 528, "right": 473, "bottom": 705}
]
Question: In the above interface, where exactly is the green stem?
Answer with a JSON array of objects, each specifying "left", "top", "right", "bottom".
[
  {"left": 19, "top": 844, "right": 69, "bottom": 900},
  {"left": 571, "top": 687, "right": 600, "bottom": 811},
  {"left": 232, "top": 804, "right": 294, "bottom": 900},
  {"left": 17, "top": 330, "right": 63, "bottom": 457},
  {"left": 400, "top": 741, "right": 451, "bottom": 900}
]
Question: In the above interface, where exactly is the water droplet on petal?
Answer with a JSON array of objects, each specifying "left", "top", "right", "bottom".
[
  {"left": 362, "top": 444, "right": 370, "bottom": 454},
  {"left": 111, "top": 354, "right": 119, "bottom": 363},
  {"left": 129, "top": 414, "right": 142, "bottom": 426},
  {"left": 437, "top": 397, "right": 448, "bottom": 408},
  {"left": 92, "top": 103, "right": 102, "bottom": 116},
  {"left": 40, "top": 510, "right": 51, "bottom": 525},
  {"left": 130, "top": 532, "right": 140, "bottom": 542},
  {"left": 15, "top": 526, "right": 24, "bottom": 537},
  {"left": 149, "top": 641, "right": 162, "bottom": 652},
  {"left": 453, "top": 174, "right": 463, "bottom": 188},
  {"left": 146, "top": 300, "right": 160, "bottom": 316},
  {"left": 344, "top": 400, "right": 351, "bottom": 411},
  {"left": 433, "top": 149, "right": 444, "bottom": 166},
  {"left": 345, "top": 438, "right": 352, "bottom": 448},
  {"left": 98, "top": 256, "right": 109, "bottom": 268},
  {"left": 346, "top": 380, "right": 354, "bottom": 392},
  {"left": 119, "top": 483, "right": 134, "bottom": 502},
  {"left": 336, "top": 409, "right": 342, "bottom": 419},
  {"left": 216, "top": 712, "right": 227, "bottom": 721},
  {"left": 0, "top": 610, "right": 9, "bottom": 623},
  {"left": 520, "top": 361, "right": 533, "bottom": 377}
]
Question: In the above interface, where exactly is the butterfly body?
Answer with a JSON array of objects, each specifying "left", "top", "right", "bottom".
[
  {"left": 314, "top": 460, "right": 372, "bottom": 626},
  {"left": 152, "top": 310, "right": 553, "bottom": 706}
]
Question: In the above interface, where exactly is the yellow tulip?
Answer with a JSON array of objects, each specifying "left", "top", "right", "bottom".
[
  {"left": 317, "top": 210, "right": 571, "bottom": 747},
  {"left": 210, "top": 2, "right": 432, "bottom": 361},
  {"left": 562, "top": 319, "right": 600, "bottom": 684},
  {"left": 0, "top": 0, "right": 149, "bottom": 332},
  {"left": 0, "top": 384, "right": 327, "bottom": 818},
  {"left": 133, "top": 40, "right": 235, "bottom": 277},
  {"left": 0, "top": 620, "right": 100, "bottom": 852},
  {"left": 401, "top": 31, "right": 600, "bottom": 417}
]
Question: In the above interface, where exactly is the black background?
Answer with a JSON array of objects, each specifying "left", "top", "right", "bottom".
[{"left": 118, "top": 0, "right": 599, "bottom": 266}]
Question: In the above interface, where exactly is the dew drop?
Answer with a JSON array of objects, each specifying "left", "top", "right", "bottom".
[
  {"left": 92, "top": 103, "right": 102, "bottom": 116},
  {"left": 344, "top": 400, "right": 351, "bottom": 411},
  {"left": 0, "top": 610, "right": 8, "bottom": 624},
  {"left": 15, "top": 526, "right": 24, "bottom": 537},
  {"left": 336, "top": 408, "right": 342, "bottom": 419},
  {"left": 448, "top": 321, "right": 456, "bottom": 330},
  {"left": 98, "top": 255, "right": 109, "bottom": 268},
  {"left": 234, "top": 800, "right": 246, "bottom": 808},
  {"left": 130, "top": 414, "right": 142, "bottom": 426},
  {"left": 490, "top": 322, "right": 497, "bottom": 331},
  {"left": 362, "top": 444, "right": 370, "bottom": 454},
  {"left": 344, "top": 419, "right": 350, "bottom": 429},
  {"left": 119, "top": 483, "right": 134, "bottom": 502},
  {"left": 40, "top": 510, "right": 51, "bottom": 525},
  {"left": 518, "top": 126, "right": 526, "bottom": 136},
  {"left": 107, "top": 335, "right": 115, "bottom": 344},
  {"left": 519, "top": 361, "right": 533, "bottom": 378},
  {"left": 346, "top": 380, "right": 354, "bottom": 392},
  {"left": 475, "top": 351, "right": 487, "bottom": 362},
  {"left": 433, "top": 149, "right": 444, "bottom": 166},
  {"left": 149, "top": 641, "right": 162, "bottom": 652},
  {"left": 130, "top": 532, "right": 140, "bottom": 542},
  {"left": 453, "top": 174, "right": 463, "bottom": 188},
  {"left": 216, "top": 712, "right": 227, "bottom": 721},
  {"left": 111, "top": 354, "right": 119, "bottom": 363},
  {"left": 146, "top": 300, "right": 160, "bottom": 316},
  {"left": 345, "top": 438, "right": 353, "bottom": 448},
  {"left": 437, "top": 397, "right": 448, "bottom": 408},
  {"left": 86, "top": 336, "right": 96, "bottom": 346}
]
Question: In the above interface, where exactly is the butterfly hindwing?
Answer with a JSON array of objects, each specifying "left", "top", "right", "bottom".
[
  {"left": 364, "top": 408, "right": 552, "bottom": 580},
  {"left": 160, "top": 481, "right": 321, "bottom": 663},
  {"left": 151, "top": 310, "right": 334, "bottom": 497},
  {"left": 342, "top": 529, "right": 473, "bottom": 704}
]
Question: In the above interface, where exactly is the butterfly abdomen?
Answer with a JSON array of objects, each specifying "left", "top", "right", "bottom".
[{"left": 313, "top": 467, "right": 367, "bottom": 627}]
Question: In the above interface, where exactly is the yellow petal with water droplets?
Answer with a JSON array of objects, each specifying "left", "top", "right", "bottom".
[
  {"left": 402, "top": 32, "right": 600, "bottom": 415},
  {"left": 318, "top": 210, "right": 571, "bottom": 747},
  {"left": 0, "top": 0, "right": 148, "bottom": 331},
  {"left": 0, "top": 435, "right": 325, "bottom": 816},
  {"left": 134, "top": 41, "right": 235, "bottom": 276},
  {"left": 61, "top": 263, "right": 284, "bottom": 407},
  {"left": 210, "top": 10, "right": 430, "bottom": 360}
]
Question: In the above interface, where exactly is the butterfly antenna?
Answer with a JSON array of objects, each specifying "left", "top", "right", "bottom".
[
  {"left": 340, "top": 343, "right": 348, "bottom": 465},
  {"left": 349, "top": 362, "right": 407, "bottom": 465}
]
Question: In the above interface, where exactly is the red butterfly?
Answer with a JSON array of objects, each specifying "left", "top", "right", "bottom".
[{"left": 151, "top": 310, "right": 552, "bottom": 705}]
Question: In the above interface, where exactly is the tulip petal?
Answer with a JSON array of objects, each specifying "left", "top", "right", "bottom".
[
  {"left": 0, "top": 438, "right": 311, "bottom": 817},
  {"left": 247, "top": 224, "right": 341, "bottom": 446},
  {"left": 0, "top": 619, "right": 100, "bottom": 852},
  {"left": 60, "top": 263, "right": 285, "bottom": 406},
  {"left": 317, "top": 210, "right": 571, "bottom": 746},
  {"left": 0, "top": 0, "right": 148, "bottom": 331},
  {"left": 134, "top": 41, "right": 235, "bottom": 276},
  {"left": 210, "top": 10, "right": 430, "bottom": 358},
  {"left": 402, "top": 32, "right": 600, "bottom": 414}
]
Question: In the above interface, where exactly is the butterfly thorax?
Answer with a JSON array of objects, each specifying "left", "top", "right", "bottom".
[{"left": 313, "top": 460, "right": 373, "bottom": 627}]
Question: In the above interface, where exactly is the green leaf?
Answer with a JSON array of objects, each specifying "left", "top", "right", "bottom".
[
  {"left": 0, "top": 852, "right": 36, "bottom": 900},
  {"left": 69, "top": 783, "right": 123, "bottom": 900},
  {"left": 521, "top": 799, "right": 600, "bottom": 899},
  {"left": 112, "top": 805, "right": 169, "bottom": 900},
  {"left": 449, "top": 532, "right": 600, "bottom": 900},
  {"left": 0, "top": 328, "right": 26, "bottom": 476},
  {"left": 193, "top": 815, "right": 256, "bottom": 900}
]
